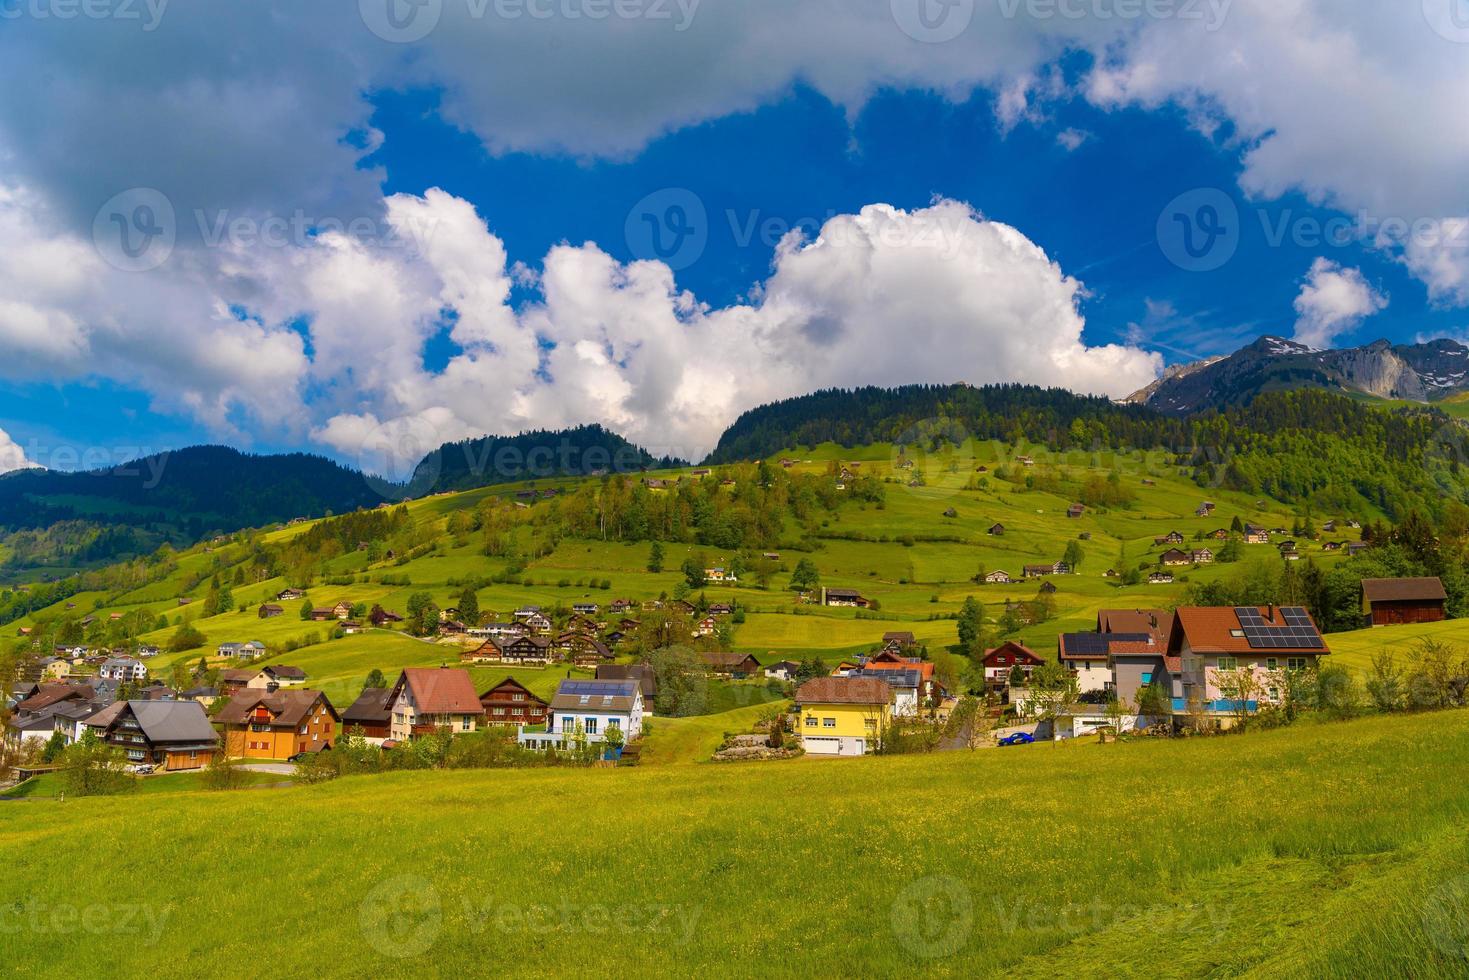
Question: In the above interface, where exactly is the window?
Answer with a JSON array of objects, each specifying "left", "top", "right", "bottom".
[
  {"left": 1287, "top": 657, "right": 1308, "bottom": 670},
  {"left": 513, "top": 693, "right": 525, "bottom": 701},
  {"left": 1216, "top": 657, "right": 1238, "bottom": 671},
  {"left": 1141, "top": 672, "right": 1153, "bottom": 684},
  {"left": 823, "top": 717, "right": 836, "bottom": 728},
  {"left": 584, "top": 718, "right": 599, "bottom": 735},
  {"left": 864, "top": 718, "right": 876, "bottom": 729},
  {"left": 461, "top": 717, "right": 472, "bottom": 731},
  {"left": 805, "top": 716, "right": 817, "bottom": 728},
  {"left": 494, "top": 707, "right": 506, "bottom": 715},
  {"left": 1265, "top": 658, "right": 1279, "bottom": 671},
  {"left": 561, "top": 715, "right": 576, "bottom": 732}
]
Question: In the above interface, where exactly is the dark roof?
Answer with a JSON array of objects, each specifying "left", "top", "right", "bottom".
[
  {"left": 595, "top": 663, "right": 657, "bottom": 698},
  {"left": 15, "top": 683, "right": 95, "bottom": 713},
  {"left": 1361, "top": 577, "right": 1447, "bottom": 603},
  {"left": 549, "top": 679, "right": 641, "bottom": 713},
  {"left": 124, "top": 701, "right": 219, "bottom": 747},
  {"left": 700, "top": 652, "right": 760, "bottom": 668},
  {"left": 479, "top": 677, "right": 548, "bottom": 706},
  {"left": 343, "top": 687, "right": 393, "bottom": 725},
  {"left": 213, "top": 689, "right": 337, "bottom": 728},
  {"left": 265, "top": 665, "right": 307, "bottom": 680}
]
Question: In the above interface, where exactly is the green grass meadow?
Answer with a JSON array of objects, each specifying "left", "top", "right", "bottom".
[{"left": 3, "top": 709, "right": 1469, "bottom": 976}]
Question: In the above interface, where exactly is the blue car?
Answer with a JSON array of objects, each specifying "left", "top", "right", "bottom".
[{"left": 998, "top": 732, "right": 1035, "bottom": 746}]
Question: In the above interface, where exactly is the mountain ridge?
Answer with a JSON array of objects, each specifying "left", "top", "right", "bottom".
[{"left": 1125, "top": 335, "right": 1469, "bottom": 414}]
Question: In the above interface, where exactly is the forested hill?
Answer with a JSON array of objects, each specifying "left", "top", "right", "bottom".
[
  {"left": 412, "top": 424, "right": 685, "bottom": 494},
  {"left": 704, "top": 384, "right": 1469, "bottom": 522},
  {"left": 0, "top": 445, "right": 380, "bottom": 541},
  {"left": 705, "top": 384, "right": 1173, "bottom": 462}
]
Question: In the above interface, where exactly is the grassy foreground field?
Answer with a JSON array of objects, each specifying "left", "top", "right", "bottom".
[{"left": 4, "top": 710, "right": 1469, "bottom": 977}]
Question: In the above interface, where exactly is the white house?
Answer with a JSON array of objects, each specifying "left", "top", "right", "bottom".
[
  {"left": 217, "top": 641, "right": 266, "bottom": 660},
  {"left": 852, "top": 668, "right": 921, "bottom": 718},
  {"left": 521, "top": 679, "right": 644, "bottom": 752},
  {"left": 99, "top": 657, "right": 146, "bottom": 682}
]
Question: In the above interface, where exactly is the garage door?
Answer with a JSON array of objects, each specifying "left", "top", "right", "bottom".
[{"left": 803, "top": 736, "right": 840, "bottom": 755}]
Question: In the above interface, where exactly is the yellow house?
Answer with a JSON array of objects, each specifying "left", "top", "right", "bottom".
[{"left": 794, "top": 676, "right": 893, "bottom": 756}]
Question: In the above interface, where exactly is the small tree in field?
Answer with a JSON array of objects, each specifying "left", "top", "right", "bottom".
[{"left": 58, "top": 730, "right": 134, "bottom": 797}]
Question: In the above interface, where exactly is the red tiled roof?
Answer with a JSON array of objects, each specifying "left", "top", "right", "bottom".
[
  {"left": 398, "top": 668, "right": 485, "bottom": 714},
  {"left": 1170, "top": 606, "right": 1328, "bottom": 655},
  {"left": 795, "top": 676, "right": 893, "bottom": 706}
]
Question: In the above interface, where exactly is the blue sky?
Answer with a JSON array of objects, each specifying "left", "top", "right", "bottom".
[{"left": 0, "top": 3, "right": 1465, "bottom": 470}]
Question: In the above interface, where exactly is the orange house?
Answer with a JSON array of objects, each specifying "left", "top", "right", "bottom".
[{"left": 215, "top": 689, "right": 340, "bottom": 760}]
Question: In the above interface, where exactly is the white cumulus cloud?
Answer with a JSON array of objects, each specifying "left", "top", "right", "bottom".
[{"left": 1292, "top": 258, "right": 1388, "bottom": 349}]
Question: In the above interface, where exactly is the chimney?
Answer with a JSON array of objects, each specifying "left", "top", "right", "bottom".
[{"left": 1266, "top": 603, "right": 1274, "bottom": 621}]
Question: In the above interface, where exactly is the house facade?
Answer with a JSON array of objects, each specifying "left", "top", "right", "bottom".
[
  {"left": 479, "top": 678, "right": 549, "bottom": 727},
  {"left": 215, "top": 689, "right": 339, "bottom": 759},
  {"left": 97, "top": 700, "right": 219, "bottom": 770},
  {"left": 387, "top": 668, "right": 486, "bottom": 740},
  {"left": 520, "top": 679, "right": 645, "bottom": 755},
  {"left": 794, "top": 677, "right": 893, "bottom": 756}
]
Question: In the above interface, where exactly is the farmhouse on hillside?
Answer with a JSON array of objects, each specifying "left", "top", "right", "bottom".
[
  {"left": 479, "top": 677, "right": 550, "bottom": 727},
  {"left": 1361, "top": 577, "right": 1447, "bottom": 627}
]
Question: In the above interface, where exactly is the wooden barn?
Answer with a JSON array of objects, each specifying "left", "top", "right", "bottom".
[{"left": 1361, "top": 577, "right": 1447, "bottom": 627}]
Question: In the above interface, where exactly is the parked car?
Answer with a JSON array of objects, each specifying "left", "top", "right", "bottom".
[
  {"left": 127, "top": 763, "right": 155, "bottom": 774},
  {"left": 997, "top": 732, "right": 1035, "bottom": 747}
]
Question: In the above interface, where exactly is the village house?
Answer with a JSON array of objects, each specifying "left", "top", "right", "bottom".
[
  {"left": 596, "top": 663, "right": 658, "bottom": 705},
  {"left": 1067, "top": 503, "right": 1085, "bottom": 518},
  {"left": 1166, "top": 605, "right": 1330, "bottom": 719},
  {"left": 763, "top": 660, "right": 800, "bottom": 683},
  {"left": 881, "top": 631, "right": 917, "bottom": 653},
  {"left": 1361, "top": 577, "right": 1447, "bottom": 627},
  {"left": 700, "top": 652, "right": 761, "bottom": 679},
  {"left": 331, "top": 601, "right": 354, "bottom": 620},
  {"left": 1023, "top": 562, "right": 1070, "bottom": 578},
  {"left": 258, "top": 603, "right": 284, "bottom": 619},
  {"left": 981, "top": 641, "right": 1044, "bottom": 687},
  {"left": 793, "top": 676, "right": 893, "bottom": 756},
  {"left": 99, "top": 656, "right": 146, "bottom": 682},
  {"left": 851, "top": 668, "right": 923, "bottom": 717},
  {"left": 93, "top": 700, "right": 219, "bottom": 771},
  {"left": 692, "top": 616, "right": 719, "bottom": 638},
  {"left": 341, "top": 687, "right": 394, "bottom": 745},
  {"left": 1154, "top": 531, "right": 1185, "bottom": 546},
  {"left": 217, "top": 640, "right": 267, "bottom": 659},
  {"left": 479, "top": 678, "right": 550, "bottom": 727},
  {"left": 276, "top": 588, "right": 306, "bottom": 602},
  {"left": 1148, "top": 571, "right": 1174, "bottom": 585},
  {"left": 521, "top": 679, "right": 645, "bottom": 755},
  {"left": 822, "top": 588, "right": 870, "bottom": 608},
  {"left": 387, "top": 668, "right": 486, "bottom": 741},
  {"left": 1242, "top": 523, "right": 1270, "bottom": 544},
  {"left": 1159, "top": 548, "right": 1192, "bottom": 567},
  {"left": 215, "top": 688, "right": 339, "bottom": 759},
  {"left": 984, "top": 569, "right": 1012, "bottom": 584},
  {"left": 1191, "top": 548, "right": 1214, "bottom": 564},
  {"left": 987, "top": 522, "right": 1005, "bottom": 536}
]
